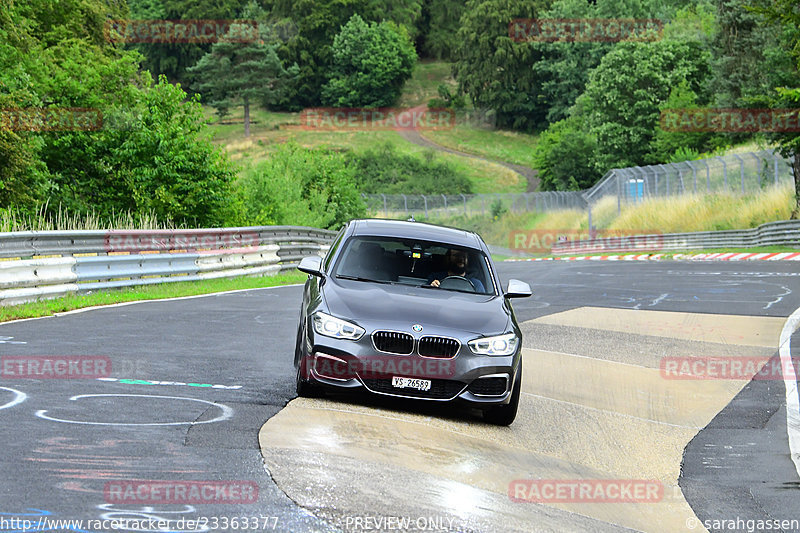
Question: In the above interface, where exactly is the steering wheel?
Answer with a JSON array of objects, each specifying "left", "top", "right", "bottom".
[{"left": 438, "top": 275, "right": 476, "bottom": 292}]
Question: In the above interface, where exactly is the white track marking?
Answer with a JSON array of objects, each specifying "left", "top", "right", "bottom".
[
  {"left": 779, "top": 306, "right": 800, "bottom": 477},
  {"left": 35, "top": 393, "right": 233, "bottom": 426},
  {"left": 649, "top": 293, "right": 669, "bottom": 306},
  {"left": 0, "top": 284, "right": 303, "bottom": 326},
  {"left": 0, "top": 386, "right": 27, "bottom": 411}
]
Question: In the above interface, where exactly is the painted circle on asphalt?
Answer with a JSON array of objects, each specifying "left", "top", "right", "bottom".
[
  {"left": 0, "top": 386, "right": 27, "bottom": 411},
  {"left": 35, "top": 394, "right": 233, "bottom": 426}
]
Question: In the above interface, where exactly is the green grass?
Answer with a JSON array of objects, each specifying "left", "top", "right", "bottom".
[
  {"left": 0, "top": 272, "right": 307, "bottom": 323},
  {"left": 200, "top": 60, "right": 530, "bottom": 194},
  {"left": 397, "top": 60, "right": 456, "bottom": 108},
  {"left": 204, "top": 107, "right": 524, "bottom": 193},
  {"left": 424, "top": 125, "right": 539, "bottom": 169}
]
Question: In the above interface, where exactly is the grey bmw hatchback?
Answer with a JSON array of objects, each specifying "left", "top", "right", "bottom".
[{"left": 294, "top": 219, "right": 531, "bottom": 425}]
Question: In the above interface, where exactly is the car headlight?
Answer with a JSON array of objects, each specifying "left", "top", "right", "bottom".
[
  {"left": 312, "top": 312, "right": 365, "bottom": 340},
  {"left": 468, "top": 333, "right": 518, "bottom": 356}
]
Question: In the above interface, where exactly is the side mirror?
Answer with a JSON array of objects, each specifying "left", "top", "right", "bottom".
[
  {"left": 298, "top": 256, "right": 324, "bottom": 277},
  {"left": 504, "top": 279, "right": 532, "bottom": 298}
]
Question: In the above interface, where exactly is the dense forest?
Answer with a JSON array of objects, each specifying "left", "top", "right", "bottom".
[{"left": 1, "top": 0, "right": 798, "bottom": 227}]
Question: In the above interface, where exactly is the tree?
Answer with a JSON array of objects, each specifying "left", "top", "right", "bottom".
[
  {"left": 452, "top": 0, "right": 551, "bottom": 131},
  {"left": 0, "top": 0, "right": 51, "bottom": 211},
  {"left": 126, "top": 0, "right": 244, "bottom": 86},
  {"left": 418, "top": 0, "right": 466, "bottom": 59},
  {"left": 235, "top": 143, "right": 365, "bottom": 229},
  {"left": 187, "top": 9, "right": 298, "bottom": 136},
  {"left": 579, "top": 40, "right": 712, "bottom": 172},
  {"left": 711, "top": 0, "right": 796, "bottom": 108},
  {"left": 112, "top": 76, "right": 237, "bottom": 225},
  {"left": 1, "top": 0, "right": 239, "bottom": 224},
  {"left": 321, "top": 15, "right": 416, "bottom": 108},
  {"left": 263, "top": 0, "right": 423, "bottom": 108},
  {"left": 649, "top": 80, "right": 719, "bottom": 163},
  {"left": 532, "top": 116, "right": 597, "bottom": 191},
  {"left": 749, "top": 0, "right": 800, "bottom": 217}
]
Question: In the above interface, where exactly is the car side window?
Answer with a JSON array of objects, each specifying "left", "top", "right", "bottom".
[{"left": 323, "top": 228, "right": 346, "bottom": 272}]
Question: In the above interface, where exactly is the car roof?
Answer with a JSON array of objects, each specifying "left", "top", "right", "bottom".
[{"left": 348, "top": 219, "right": 483, "bottom": 249}]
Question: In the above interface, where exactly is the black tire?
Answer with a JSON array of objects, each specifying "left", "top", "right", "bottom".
[
  {"left": 483, "top": 360, "right": 522, "bottom": 426},
  {"left": 295, "top": 356, "right": 316, "bottom": 397},
  {"left": 294, "top": 329, "right": 322, "bottom": 398}
]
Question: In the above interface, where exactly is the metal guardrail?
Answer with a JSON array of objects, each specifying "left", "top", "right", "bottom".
[
  {"left": 0, "top": 226, "right": 337, "bottom": 305},
  {"left": 551, "top": 220, "right": 800, "bottom": 255}
]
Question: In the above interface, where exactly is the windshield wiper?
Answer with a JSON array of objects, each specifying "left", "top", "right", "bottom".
[
  {"left": 335, "top": 275, "right": 393, "bottom": 285},
  {"left": 417, "top": 284, "right": 485, "bottom": 295}
]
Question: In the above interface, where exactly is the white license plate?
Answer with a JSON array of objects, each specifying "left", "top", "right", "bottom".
[{"left": 391, "top": 377, "right": 431, "bottom": 391}]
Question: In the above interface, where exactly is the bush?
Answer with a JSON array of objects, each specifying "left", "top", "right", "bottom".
[
  {"left": 235, "top": 143, "right": 366, "bottom": 229},
  {"left": 579, "top": 40, "right": 712, "bottom": 172},
  {"left": 321, "top": 14, "right": 417, "bottom": 108},
  {"left": 42, "top": 74, "right": 237, "bottom": 226},
  {"left": 347, "top": 143, "right": 473, "bottom": 194},
  {"left": 533, "top": 116, "right": 598, "bottom": 191}
]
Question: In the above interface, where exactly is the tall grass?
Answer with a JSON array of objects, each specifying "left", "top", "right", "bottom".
[
  {"left": 426, "top": 184, "right": 795, "bottom": 249},
  {"left": 0, "top": 203, "right": 185, "bottom": 232},
  {"left": 608, "top": 184, "right": 794, "bottom": 233}
]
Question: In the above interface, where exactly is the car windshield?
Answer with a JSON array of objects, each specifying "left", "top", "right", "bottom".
[{"left": 332, "top": 236, "right": 496, "bottom": 295}]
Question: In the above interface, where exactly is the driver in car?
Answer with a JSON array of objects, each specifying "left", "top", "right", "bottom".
[{"left": 427, "top": 248, "right": 485, "bottom": 292}]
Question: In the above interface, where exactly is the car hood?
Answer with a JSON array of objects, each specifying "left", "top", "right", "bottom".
[{"left": 322, "top": 279, "right": 510, "bottom": 335}]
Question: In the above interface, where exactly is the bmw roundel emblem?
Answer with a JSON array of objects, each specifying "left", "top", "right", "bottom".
[{"left": 412, "top": 324, "right": 423, "bottom": 332}]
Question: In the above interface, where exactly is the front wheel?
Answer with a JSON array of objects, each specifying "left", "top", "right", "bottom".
[
  {"left": 295, "top": 326, "right": 323, "bottom": 398},
  {"left": 482, "top": 360, "right": 521, "bottom": 426},
  {"left": 295, "top": 354, "right": 323, "bottom": 397}
]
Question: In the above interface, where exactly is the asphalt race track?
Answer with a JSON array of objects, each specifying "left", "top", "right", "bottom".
[{"left": 1, "top": 260, "right": 798, "bottom": 532}]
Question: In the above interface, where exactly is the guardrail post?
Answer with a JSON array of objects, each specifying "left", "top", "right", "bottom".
[
  {"left": 460, "top": 193, "right": 467, "bottom": 216},
  {"left": 381, "top": 193, "right": 387, "bottom": 217},
  {"left": 441, "top": 194, "right": 447, "bottom": 212},
  {"left": 422, "top": 195, "right": 428, "bottom": 218}
]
